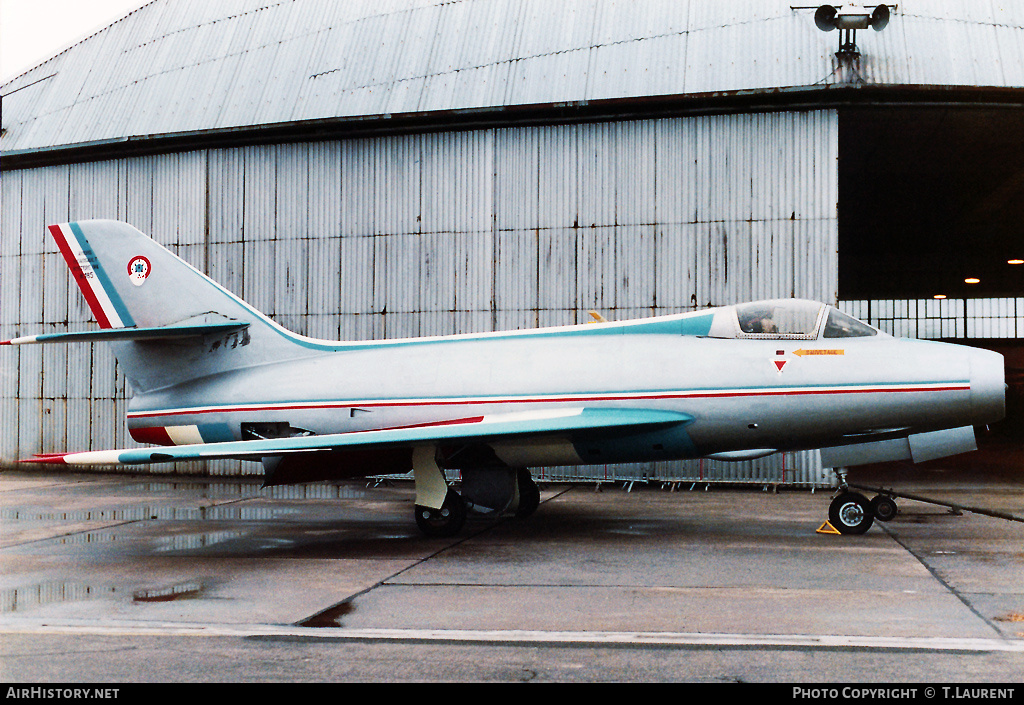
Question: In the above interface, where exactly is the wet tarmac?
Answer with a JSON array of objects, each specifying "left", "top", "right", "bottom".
[{"left": 1, "top": 463, "right": 1023, "bottom": 683}]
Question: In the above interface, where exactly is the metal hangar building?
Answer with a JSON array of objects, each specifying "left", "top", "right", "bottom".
[{"left": 2, "top": 0, "right": 1022, "bottom": 485}]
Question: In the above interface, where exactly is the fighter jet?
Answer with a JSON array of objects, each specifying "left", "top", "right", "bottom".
[{"left": 3, "top": 221, "right": 1006, "bottom": 536}]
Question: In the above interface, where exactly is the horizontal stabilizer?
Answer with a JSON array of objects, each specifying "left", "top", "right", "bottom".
[
  {"left": 2, "top": 318, "right": 249, "bottom": 346},
  {"left": 23, "top": 407, "right": 692, "bottom": 466}
]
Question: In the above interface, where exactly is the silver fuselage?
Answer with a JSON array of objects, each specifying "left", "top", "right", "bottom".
[{"left": 125, "top": 330, "right": 1006, "bottom": 468}]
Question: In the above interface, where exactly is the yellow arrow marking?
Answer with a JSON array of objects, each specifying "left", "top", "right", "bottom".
[{"left": 793, "top": 349, "right": 844, "bottom": 357}]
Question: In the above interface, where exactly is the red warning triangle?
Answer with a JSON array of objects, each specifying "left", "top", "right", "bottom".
[{"left": 774, "top": 360, "right": 787, "bottom": 372}]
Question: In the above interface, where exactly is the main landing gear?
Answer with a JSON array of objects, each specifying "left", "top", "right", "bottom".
[
  {"left": 415, "top": 489, "right": 467, "bottom": 538},
  {"left": 827, "top": 468, "right": 899, "bottom": 535},
  {"left": 411, "top": 446, "right": 540, "bottom": 537},
  {"left": 514, "top": 468, "right": 541, "bottom": 519}
]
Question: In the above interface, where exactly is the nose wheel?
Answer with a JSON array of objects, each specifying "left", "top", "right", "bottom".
[
  {"left": 828, "top": 491, "right": 874, "bottom": 534},
  {"left": 870, "top": 494, "right": 898, "bottom": 522}
]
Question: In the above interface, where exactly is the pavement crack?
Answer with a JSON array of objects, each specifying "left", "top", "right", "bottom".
[
  {"left": 881, "top": 524, "right": 1006, "bottom": 639},
  {"left": 292, "top": 487, "right": 572, "bottom": 628}
]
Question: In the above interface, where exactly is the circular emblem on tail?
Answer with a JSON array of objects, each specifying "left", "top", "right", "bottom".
[{"left": 127, "top": 256, "right": 151, "bottom": 286}]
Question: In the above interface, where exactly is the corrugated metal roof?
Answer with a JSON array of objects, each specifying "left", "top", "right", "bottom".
[{"left": 2, "top": 0, "right": 1023, "bottom": 154}]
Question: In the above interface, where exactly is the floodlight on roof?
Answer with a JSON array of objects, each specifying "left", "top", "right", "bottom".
[
  {"left": 810, "top": 4, "right": 892, "bottom": 56},
  {"left": 814, "top": 4, "right": 890, "bottom": 32}
]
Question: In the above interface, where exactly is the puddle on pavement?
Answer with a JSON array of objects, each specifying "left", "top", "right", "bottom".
[
  {"left": 0, "top": 480, "right": 379, "bottom": 543},
  {"left": 1, "top": 505, "right": 298, "bottom": 523},
  {"left": 1, "top": 581, "right": 121, "bottom": 613},
  {"left": 123, "top": 481, "right": 261, "bottom": 495},
  {"left": 36, "top": 528, "right": 252, "bottom": 551},
  {"left": 133, "top": 580, "right": 204, "bottom": 602},
  {"left": 56, "top": 531, "right": 121, "bottom": 546},
  {"left": 121, "top": 482, "right": 374, "bottom": 502},
  {"left": 2, "top": 578, "right": 211, "bottom": 612},
  {"left": 155, "top": 530, "right": 249, "bottom": 552}
]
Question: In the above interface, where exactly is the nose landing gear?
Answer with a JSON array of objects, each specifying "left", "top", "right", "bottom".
[{"left": 826, "top": 468, "right": 899, "bottom": 535}]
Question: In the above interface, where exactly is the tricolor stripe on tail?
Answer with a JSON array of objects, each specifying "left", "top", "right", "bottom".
[{"left": 49, "top": 223, "right": 135, "bottom": 329}]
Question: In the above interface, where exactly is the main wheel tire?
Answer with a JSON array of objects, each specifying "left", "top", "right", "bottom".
[
  {"left": 829, "top": 491, "right": 874, "bottom": 535},
  {"left": 870, "top": 495, "right": 898, "bottom": 522},
  {"left": 415, "top": 490, "right": 467, "bottom": 537},
  {"left": 514, "top": 469, "right": 540, "bottom": 519}
]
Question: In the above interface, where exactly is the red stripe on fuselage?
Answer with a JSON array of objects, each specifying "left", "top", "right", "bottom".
[
  {"left": 125, "top": 384, "right": 971, "bottom": 421},
  {"left": 376, "top": 416, "right": 487, "bottom": 431}
]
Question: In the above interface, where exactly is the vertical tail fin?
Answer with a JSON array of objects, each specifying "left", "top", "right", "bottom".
[
  {"left": 48, "top": 220, "right": 322, "bottom": 392},
  {"left": 52, "top": 220, "right": 242, "bottom": 330}
]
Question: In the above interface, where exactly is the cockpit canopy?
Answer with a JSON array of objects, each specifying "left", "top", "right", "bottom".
[{"left": 708, "top": 299, "right": 880, "bottom": 340}]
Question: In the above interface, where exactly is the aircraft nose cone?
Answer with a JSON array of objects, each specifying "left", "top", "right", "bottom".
[{"left": 970, "top": 347, "right": 1006, "bottom": 425}]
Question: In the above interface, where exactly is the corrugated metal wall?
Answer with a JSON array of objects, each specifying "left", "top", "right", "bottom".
[{"left": 1, "top": 110, "right": 839, "bottom": 485}]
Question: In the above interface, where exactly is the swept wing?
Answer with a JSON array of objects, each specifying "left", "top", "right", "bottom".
[{"left": 23, "top": 407, "right": 693, "bottom": 466}]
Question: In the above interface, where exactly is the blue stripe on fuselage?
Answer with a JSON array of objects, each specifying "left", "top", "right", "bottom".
[{"left": 267, "top": 312, "right": 717, "bottom": 352}]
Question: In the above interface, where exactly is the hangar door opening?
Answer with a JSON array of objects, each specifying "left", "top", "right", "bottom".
[{"left": 838, "top": 105, "right": 1024, "bottom": 438}]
